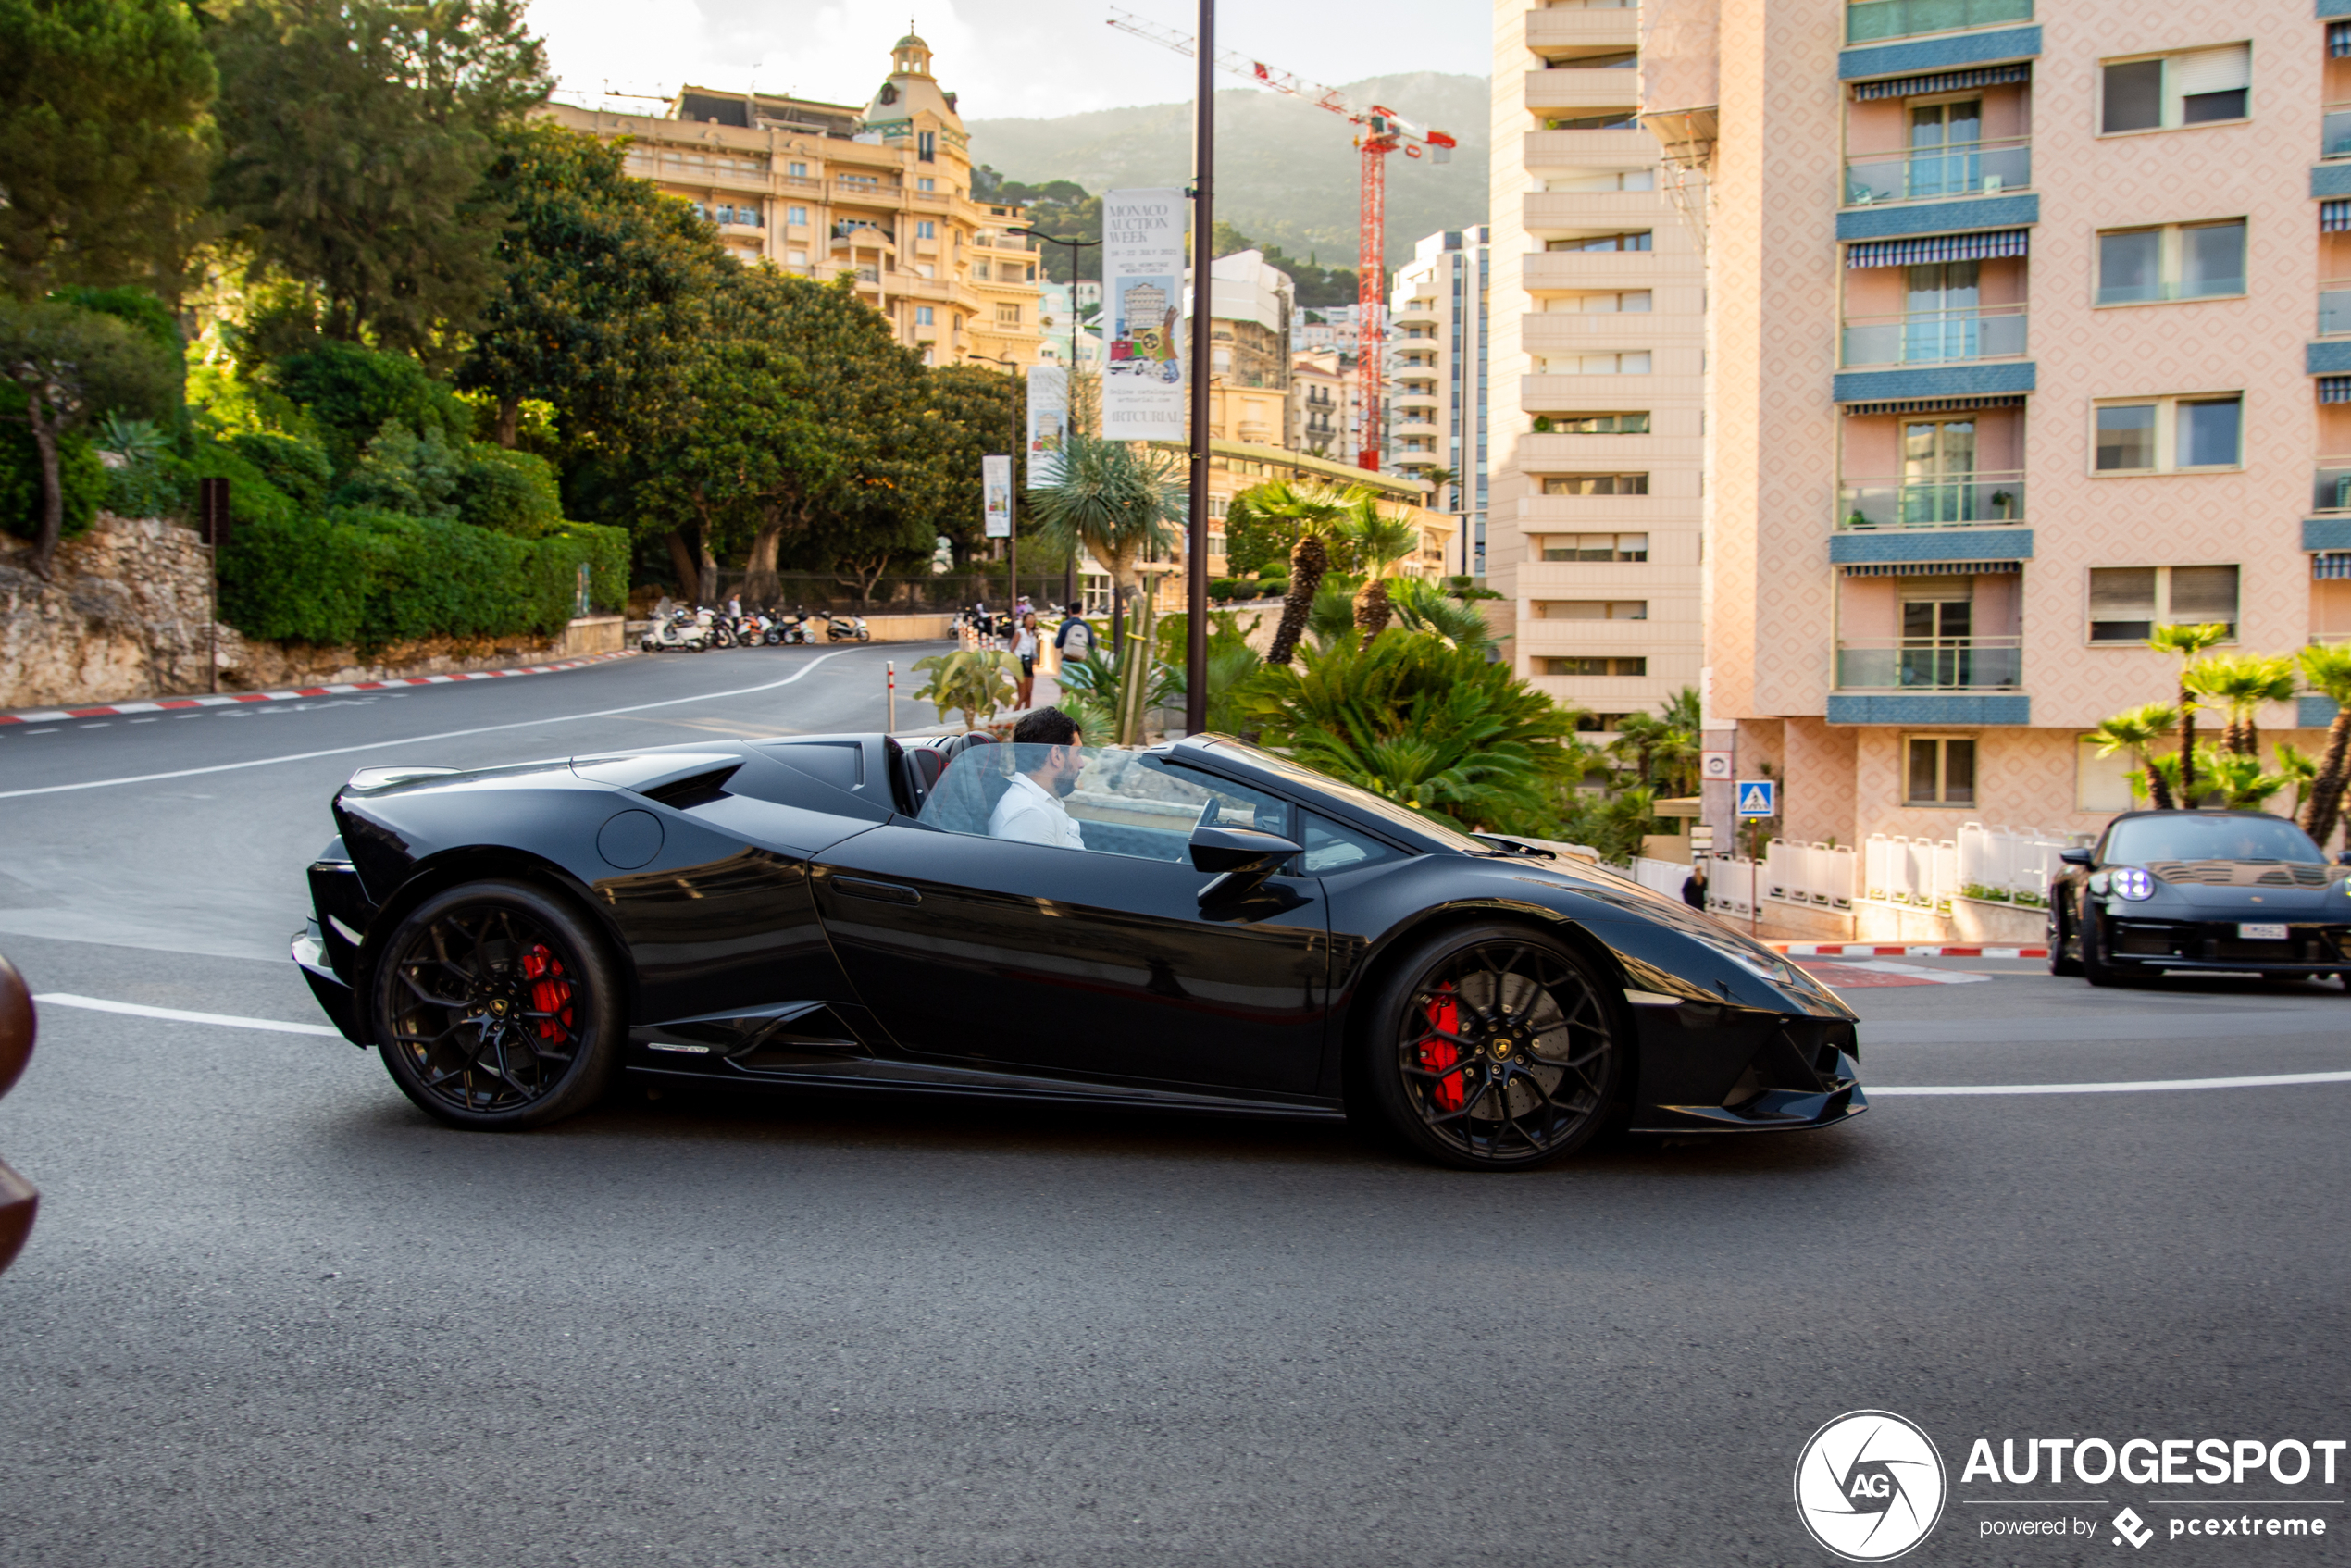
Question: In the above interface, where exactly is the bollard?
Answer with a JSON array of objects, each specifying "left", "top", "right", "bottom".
[{"left": 886, "top": 660, "right": 896, "bottom": 734}]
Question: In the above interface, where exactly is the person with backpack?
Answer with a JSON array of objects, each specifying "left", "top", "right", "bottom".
[{"left": 1055, "top": 603, "right": 1095, "bottom": 667}]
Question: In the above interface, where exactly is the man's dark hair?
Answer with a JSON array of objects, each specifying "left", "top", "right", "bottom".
[{"left": 1012, "top": 706, "right": 1082, "bottom": 747}]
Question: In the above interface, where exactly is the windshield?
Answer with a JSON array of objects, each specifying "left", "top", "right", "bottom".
[
  {"left": 916, "top": 743, "right": 1291, "bottom": 862},
  {"left": 2102, "top": 814, "right": 2324, "bottom": 865},
  {"left": 1200, "top": 739, "right": 1492, "bottom": 855}
]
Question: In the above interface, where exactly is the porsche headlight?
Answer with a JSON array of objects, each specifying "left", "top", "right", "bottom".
[{"left": 2112, "top": 866, "right": 2155, "bottom": 901}]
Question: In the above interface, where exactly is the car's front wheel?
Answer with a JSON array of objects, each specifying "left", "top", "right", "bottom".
[
  {"left": 1358, "top": 923, "right": 1624, "bottom": 1171},
  {"left": 371, "top": 879, "right": 623, "bottom": 1129},
  {"left": 2047, "top": 902, "right": 2083, "bottom": 977},
  {"left": 2080, "top": 910, "right": 2134, "bottom": 988}
]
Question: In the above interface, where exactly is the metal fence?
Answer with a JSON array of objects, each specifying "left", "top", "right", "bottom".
[{"left": 1763, "top": 840, "right": 1859, "bottom": 910}]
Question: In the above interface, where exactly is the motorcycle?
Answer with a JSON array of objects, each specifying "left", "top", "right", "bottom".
[
  {"left": 776, "top": 608, "right": 815, "bottom": 645},
  {"left": 701, "top": 607, "right": 738, "bottom": 649},
  {"left": 736, "top": 611, "right": 776, "bottom": 646},
  {"left": 826, "top": 613, "right": 872, "bottom": 643},
  {"left": 640, "top": 608, "right": 710, "bottom": 653}
]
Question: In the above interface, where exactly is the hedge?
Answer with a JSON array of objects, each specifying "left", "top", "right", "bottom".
[{"left": 221, "top": 504, "right": 628, "bottom": 652}]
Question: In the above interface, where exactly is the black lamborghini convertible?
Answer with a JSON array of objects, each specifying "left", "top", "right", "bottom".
[
  {"left": 2047, "top": 808, "right": 2351, "bottom": 988},
  {"left": 292, "top": 730, "right": 1864, "bottom": 1170}
]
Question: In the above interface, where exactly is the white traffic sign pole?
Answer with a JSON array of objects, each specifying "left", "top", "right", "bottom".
[{"left": 886, "top": 660, "right": 896, "bottom": 734}]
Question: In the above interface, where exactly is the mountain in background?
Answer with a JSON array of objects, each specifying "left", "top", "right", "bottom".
[{"left": 966, "top": 72, "right": 1490, "bottom": 275}]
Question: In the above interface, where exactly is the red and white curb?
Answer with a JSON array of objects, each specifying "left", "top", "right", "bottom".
[
  {"left": 0, "top": 650, "right": 638, "bottom": 726},
  {"left": 1773, "top": 943, "right": 2047, "bottom": 959}
]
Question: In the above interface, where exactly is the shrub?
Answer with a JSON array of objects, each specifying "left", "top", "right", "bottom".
[
  {"left": 267, "top": 341, "right": 471, "bottom": 470},
  {"left": 1256, "top": 576, "right": 1288, "bottom": 599},
  {"left": 1207, "top": 578, "right": 1241, "bottom": 603},
  {"left": 456, "top": 445, "right": 565, "bottom": 535},
  {"left": 229, "top": 431, "right": 334, "bottom": 509},
  {"left": 0, "top": 424, "right": 106, "bottom": 541}
]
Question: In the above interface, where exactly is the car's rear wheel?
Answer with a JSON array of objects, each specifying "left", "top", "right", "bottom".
[
  {"left": 1359, "top": 923, "right": 1624, "bottom": 1171},
  {"left": 371, "top": 879, "right": 622, "bottom": 1129}
]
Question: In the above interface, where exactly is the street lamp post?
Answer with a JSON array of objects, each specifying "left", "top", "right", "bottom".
[
  {"left": 1013, "top": 225, "right": 1102, "bottom": 612},
  {"left": 1183, "top": 0, "right": 1213, "bottom": 737}
]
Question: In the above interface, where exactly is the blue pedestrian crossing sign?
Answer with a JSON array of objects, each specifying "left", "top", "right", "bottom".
[{"left": 1735, "top": 779, "right": 1776, "bottom": 818}]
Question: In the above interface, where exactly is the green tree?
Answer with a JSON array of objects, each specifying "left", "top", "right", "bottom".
[
  {"left": 1226, "top": 478, "right": 1355, "bottom": 666},
  {"left": 210, "top": 0, "right": 551, "bottom": 359},
  {"left": 1387, "top": 574, "right": 1501, "bottom": 653},
  {"left": 1024, "top": 432, "right": 1184, "bottom": 604},
  {"left": 2088, "top": 703, "right": 2181, "bottom": 810},
  {"left": 461, "top": 122, "right": 727, "bottom": 449},
  {"left": 0, "top": 297, "right": 179, "bottom": 572},
  {"left": 921, "top": 362, "right": 1025, "bottom": 567},
  {"left": 2148, "top": 622, "right": 2230, "bottom": 805},
  {"left": 0, "top": 0, "right": 217, "bottom": 303},
  {"left": 1339, "top": 498, "right": 1420, "bottom": 641},
  {"left": 2183, "top": 652, "right": 2297, "bottom": 757},
  {"left": 2296, "top": 642, "right": 2351, "bottom": 844}
]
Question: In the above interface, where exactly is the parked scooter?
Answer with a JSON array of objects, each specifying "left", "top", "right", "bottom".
[
  {"left": 826, "top": 612, "right": 872, "bottom": 643},
  {"left": 776, "top": 607, "right": 815, "bottom": 645},
  {"left": 736, "top": 609, "right": 776, "bottom": 646},
  {"left": 701, "top": 607, "right": 738, "bottom": 649},
  {"left": 641, "top": 607, "right": 710, "bottom": 653}
]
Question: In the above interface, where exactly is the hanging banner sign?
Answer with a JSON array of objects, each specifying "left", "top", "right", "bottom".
[
  {"left": 1026, "top": 366, "right": 1068, "bottom": 464},
  {"left": 982, "top": 454, "right": 1014, "bottom": 539},
  {"left": 1101, "top": 187, "right": 1188, "bottom": 442}
]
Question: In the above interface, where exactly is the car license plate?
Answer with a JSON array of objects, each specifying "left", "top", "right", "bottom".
[{"left": 2239, "top": 923, "right": 2288, "bottom": 941}]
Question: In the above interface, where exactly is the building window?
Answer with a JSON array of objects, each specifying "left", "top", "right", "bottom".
[
  {"left": 2102, "top": 44, "right": 2251, "bottom": 134},
  {"left": 1540, "top": 352, "right": 1652, "bottom": 375},
  {"left": 1541, "top": 656, "right": 1648, "bottom": 676},
  {"left": 917, "top": 177, "right": 936, "bottom": 192},
  {"left": 1905, "top": 736, "right": 1977, "bottom": 805},
  {"left": 915, "top": 306, "right": 935, "bottom": 326},
  {"left": 1847, "top": 0, "right": 2030, "bottom": 46},
  {"left": 789, "top": 161, "right": 809, "bottom": 178},
  {"left": 973, "top": 261, "right": 990, "bottom": 280},
  {"left": 2093, "top": 394, "right": 2243, "bottom": 471},
  {"left": 1536, "top": 412, "right": 1650, "bottom": 433},
  {"left": 2096, "top": 221, "right": 2246, "bottom": 304},
  {"left": 2087, "top": 565, "right": 2239, "bottom": 642},
  {"left": 1549, "top": 291, "right": 1653, "bottom": 314},
  {"left": 787, "top": 205, "right": 808, "bottom": 225},
  {"left": 1545, "top": 231, "right": 1652, "bottom": 253},
  {"left": 1545, "top": 112, "right": 1641, "bottom": 131},
  {"left": 918, "top": 131, "right": 936, "bottom": 161},
  {"left": 916, "top": 220, "right": 937, "bottom": 240},
  {"left": 1536, "top": 532, "right": 1648, "bottom": 561},
  {"left": 1540, "top": 473, "right": 1649, "bottom": 495},
  {"left": 1536, "top": 600, "right": 1648, "bottom": 619},
  {"left": 787, "top": 249, "right": 808, "bottom": 266},
  {"left": 995, "top": 304, "right": 1021, "bottom": 326}
]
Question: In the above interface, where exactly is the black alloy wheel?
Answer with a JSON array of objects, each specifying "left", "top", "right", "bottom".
[
  {"left": 1362, "top": 924, "right": 1623, "bottom": 1171},
  {"left": 372, "top": 880, "right": 621, "bottom": 1129}
]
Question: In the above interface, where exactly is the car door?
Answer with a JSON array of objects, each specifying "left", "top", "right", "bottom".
[{"left": 809, "top": 746, "right": 1330, "bottom": 1096}]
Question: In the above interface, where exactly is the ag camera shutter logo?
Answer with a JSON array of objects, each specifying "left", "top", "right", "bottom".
[{"left": 1795, "top": 1411, "right": 1947, "bottom": 1562}]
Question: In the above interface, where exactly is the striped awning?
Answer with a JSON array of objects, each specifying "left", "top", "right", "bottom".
[
  {"left": 2317, "top": 553, "right": 2351, "bottom": 580},
  {"left": 1851, "top": 63, "right": 2031, "bottom": 101},
  {"left": 2332, "top": 20, "right": 2350, "bottom": 56},
  {"left": 2326, "top": 200, "right": 2351, "bottom": 233},
  {"left": 1842, "top": 560, "right": 2022, "bottom": 577},
  {"left": 2322, "top": 376, "right": 2351, "bottom": 404},
  {"left": 1847, "top": 230, "right": 2030, "bottom": 268},
  {"left": 1845, "top": 393, "right": 2029, "bottom": 417}
]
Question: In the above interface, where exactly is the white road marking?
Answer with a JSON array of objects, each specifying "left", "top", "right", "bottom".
[
  {"left": 1811, "top": 959, "right": 1989, "bottom": 985},
  {"left": 34, "top": 992, "right": 342, "bottom": 1037},
  {"left": 1873, "top": 1070, "right": 2351, "bottom": 1096},
  {"left": 0, "top": 649, "right": 858, "bottom": 801}
]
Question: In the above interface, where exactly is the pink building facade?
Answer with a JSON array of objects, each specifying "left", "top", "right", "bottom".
[{"left": 1646, "top": 0, "right": 2350, "bottom": 926}]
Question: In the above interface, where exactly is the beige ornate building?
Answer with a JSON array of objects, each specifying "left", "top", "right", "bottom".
[{"left": 543, "top": 34, "right": 1041, "bottom": 370}]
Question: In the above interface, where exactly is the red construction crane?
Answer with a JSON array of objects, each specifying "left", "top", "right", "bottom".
[{"left": 1105, "top": 6, "right": 1457, "bottom": 472}]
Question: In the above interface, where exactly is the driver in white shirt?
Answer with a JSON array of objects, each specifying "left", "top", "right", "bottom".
[{"left": 988, "top": 707, "right": 1088, "bottom": 849}]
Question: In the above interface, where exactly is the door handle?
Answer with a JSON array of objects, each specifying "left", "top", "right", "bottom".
[{"left": 834, "top": 876, "right": 920, "bottom": 905}]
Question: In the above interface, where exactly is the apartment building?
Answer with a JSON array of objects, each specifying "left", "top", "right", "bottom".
[
  {"left": 1489, "top": 0, "right": 1708, "bottom": 731},
  {"left": 543, "top": 34, "right": 1040, "bottom": 370},
  {"left": 1291, "top": 348, "right": 1358, "bottom": 459},
  {"left": 1388, "top": 228, "right": 1493, "bottom": 574},
  {"left": 1641, "top": 0, "right": 2337, "bottom": 894}
]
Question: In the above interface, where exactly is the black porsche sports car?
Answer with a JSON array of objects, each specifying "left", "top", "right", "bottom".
[
  {"left": 2047, "top": 809, "right": 2351, "bottom": 988},
  {"left": 292, "top": 730, "right": 1864, "bottom": 1170}
]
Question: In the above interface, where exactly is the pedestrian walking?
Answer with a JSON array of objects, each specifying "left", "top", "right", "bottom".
[
  {"left": 1681, "top": 859, "right": 1710, "bottom": 911},
  {"left": 1013, "top": 612, "right": 1040, "bottom": 710},
  {"left": 1055, "top": 602, "right": 1094, "bottom": 666}
]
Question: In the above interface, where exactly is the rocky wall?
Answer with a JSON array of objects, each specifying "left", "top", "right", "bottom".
[{"left": 0, "top": 515, "right": 564, "bottom": 710}]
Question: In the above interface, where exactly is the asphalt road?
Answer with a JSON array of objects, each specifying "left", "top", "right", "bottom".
[{"left": 2, "top": 654, "right": 2347, "bottom": 1566}]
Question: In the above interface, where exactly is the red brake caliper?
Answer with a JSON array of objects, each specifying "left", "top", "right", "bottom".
[
  {"left": 1421, "top": 983, "right": 1463, "bottom": 1112},
  {"left": 520, "top": 944, "right": 574, "bottom": 1043}
]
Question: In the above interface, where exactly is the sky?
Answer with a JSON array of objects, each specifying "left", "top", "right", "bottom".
[{"left": 529, "top": 0, "right": 1492, "bottom": 121}]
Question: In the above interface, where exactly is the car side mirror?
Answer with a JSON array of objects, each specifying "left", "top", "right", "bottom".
[
  {"left": 2337, "top": 852, "right": 2351, "bottom": 867},
  {"left": 1189, "top": 824, "right": 1303, "bottom": 907},
  {"left": 2059, "top": 848, "right": 2093, "bottom": 867}
]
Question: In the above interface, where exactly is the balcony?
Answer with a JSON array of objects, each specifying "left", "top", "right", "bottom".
[
  {"left": 1523, "top": 252, "right": 1661, "bottom": 291},
  {"left": 1842, "top": 305, "right": 2025, "bottom": 367},
  {"left": 1525, "top": 70, "right": 1639, "bottom": 114},
  {"left": 1844, "top": 139, "right": 2030, "bottom": 206},
  {"left": 833, "top": 177, "right": 901, "bottom": 205},
  {"left": 1525, "top": 7, "right": 1637, "bottom": 52},
  {"left": 1392, "top": 300, "right": 1439, "bottom": 324},
  {"left": 2322, "top": 285, "right": 2351, "bottom": 339},
  {"left": 1835, "top": 637, "right": 2022, "bottom": 690},
  {"left": 1838, "top": 473, "right": 2024, "bottom": 529},
  {"left": 2312, "top": 461, "right": 2351, "bottom": 514},
  {"left": 1845, "top": 0, "right": 2030, "bottom": 45},
  {"left": 2326, "top": 104, "right": 2351, "bottom": 160}
]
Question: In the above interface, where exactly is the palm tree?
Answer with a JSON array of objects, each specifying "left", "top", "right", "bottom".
[
  {"left": 2186, "top": 653, "right": 2297, "bottom": 756},
  {"left": 1387, "top": 575, "right": 1502, "bottom": 652},
  {"left": 2201, "top": 751, "right": 2290, "bottom": 811},
  {"left": 1339, "top": 499, "right": 1421, "bottom": 642},
  {"left": 1228, "top": 479, "right": 1355, "bottom": 666},
  {"left": 2296, "top": 641, "right": 2351, "bottom": 844},
  {"left": 1024, "top": 434, "right": 1184, "bottom": 604},
  {"left": 2276, "top": 740, "right": 2318, "bottom": 823},
  {"left": 2088, "top": 703, "right": 2181, "bottom": 810},
  {"left": 2148, "top": 622, "right": 2231, "bottom": 805}
]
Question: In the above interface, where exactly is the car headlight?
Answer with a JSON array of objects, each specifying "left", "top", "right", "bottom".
[{"left": 2112, "top": 866, "right": 2155, "bottom": 901}]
